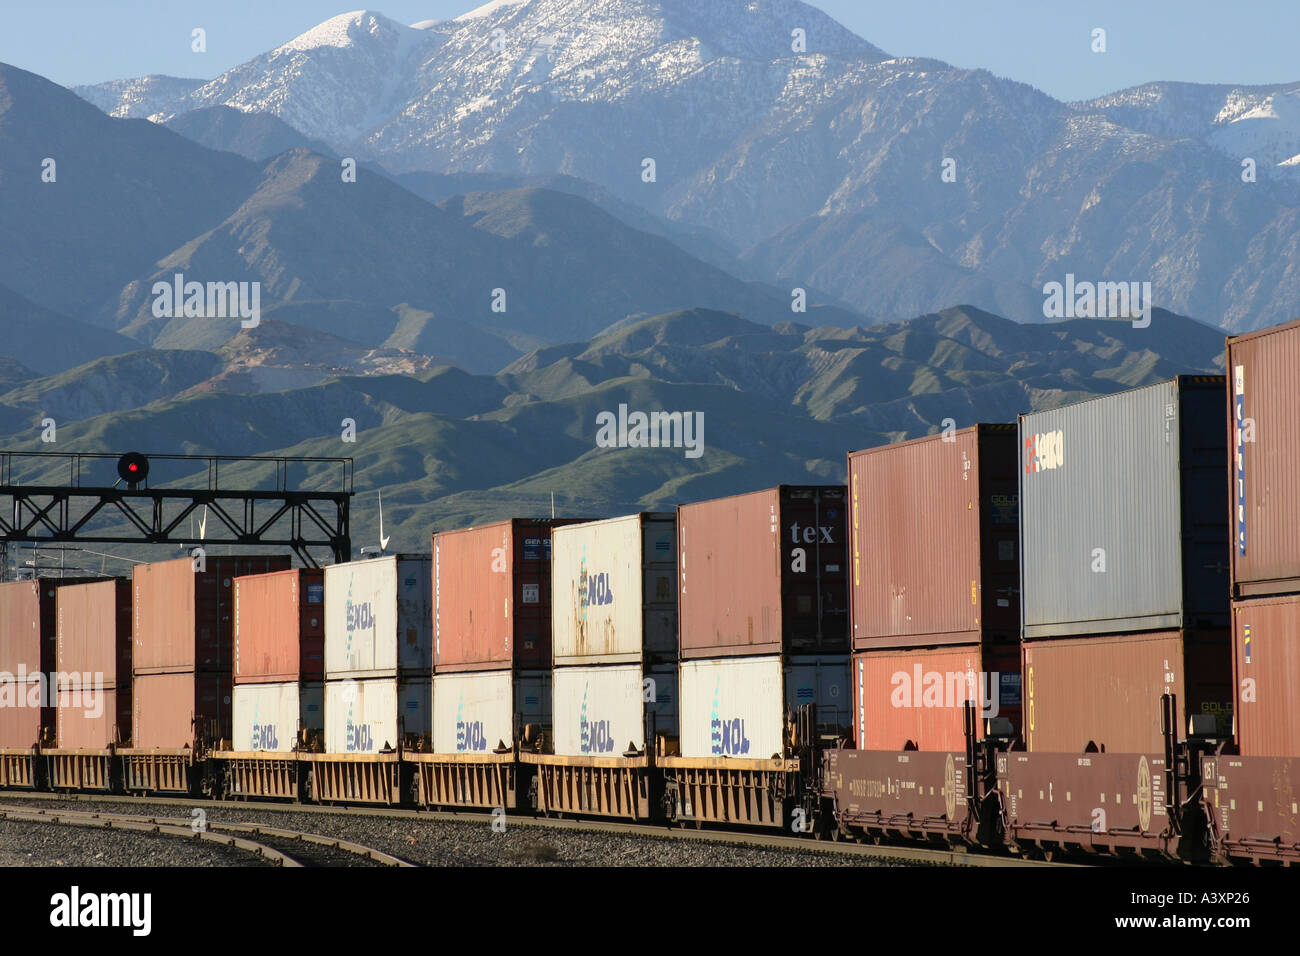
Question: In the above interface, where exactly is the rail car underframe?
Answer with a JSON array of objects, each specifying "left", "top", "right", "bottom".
[
  {"left": 824, "top": 748, "right": 977, "bottom": 843},
  {"left": 1201, "top": 754, "right": 1300, "bottom": 865},
  {"left": 659, "top": 755, "right": 802, "bottom": 829},
  {"left": 521, "top": 752, "right": 655, "bottom": 821}
]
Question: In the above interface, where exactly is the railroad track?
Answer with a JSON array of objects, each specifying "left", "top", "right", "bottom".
[
  {"left": 0, "top": 791, "right": 1070, "bottom": 867},
  {"left": 0, "top": 801, "right": 414, "bottom": 868}
]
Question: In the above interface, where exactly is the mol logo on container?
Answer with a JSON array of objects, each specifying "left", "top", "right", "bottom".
[
  {"left": 345, "top": 721, "right": 374, "bottom": 752},
  {"left": 578, "top": 564, "right": 615, "bottom": 609},
  {"left": 455, "top": 694, "right": 487, "bottom": 752},
  {"left": 578, "top": 681, "right": 615, "bottom": 754},
  {"left": 346, "top": 600, "right": 375, "bottom": 634},
  {"left": 250, "top": 723, "right": 280, "bottom": 751},
  {"left": 708, "top": 676, "right": 751, "bottom": 756},
  {"left": 1023, "top": 429, "right": 1064, "bottom": 475}
]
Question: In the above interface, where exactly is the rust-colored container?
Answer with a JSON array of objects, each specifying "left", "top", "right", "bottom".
[
  {"left": 55, "top": 579, "right": 132, "bottom": 748},
  {"left": 133, "top": 556, "right": 290, "bottom": 674},
  {"left": 849, "top": 425, "right": 1019, "bottom": 649},
  {"left": 852, "top": 642, "right": 1021, "bottom": 751},
  {"left": 1228, "top": 320, "right": 1300, "bottom": 598},
  {"left": 233, "top": 568, "right": 324, "bottom": 684},
  {"left": 1230, "top": 595, "right": 1300, "bottom": 757},
  {"left": 132, "top": 671, "right": 227, "bottom": 750},
  {"left": 1022, "top": 630, "right": 1231, "bottom": 754},
  {"left": 433, "top": 519, "right": 582, "bottom": 672},
  {"left": 678, "top": 486, "right": 848, "bottom": 659},
  {"left": 0, "top": 576, "right": 101, "bottom": 747}
]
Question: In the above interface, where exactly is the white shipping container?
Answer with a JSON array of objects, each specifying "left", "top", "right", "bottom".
[
  {"left": 679, "top": 656, "right": 849, "bottom": 760},
  {"left": 232, "top": 681, "right": 322, "bottom": 753},
  {"left": 324, "top": 555, "right": 433, "bottom": 678},
  {"left": 431, "top": 670, "right": 552, "bottom": 754},
  {"left": 552, "top": 514, "right": 676, "bottom": 666},
  {"left": 324, "top": 677, "right": 430, "bottom": 754},
  {"left": 551, "top": 664, "right": 676, "bottom": 757}
]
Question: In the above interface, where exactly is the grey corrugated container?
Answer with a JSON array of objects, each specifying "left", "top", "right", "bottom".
[{"left": 1019, "top": 376, "right": 1228, "bottom": 638}]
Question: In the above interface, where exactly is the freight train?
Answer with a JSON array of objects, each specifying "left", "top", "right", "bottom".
[{"left": 3, "top": 319, "right": 1300, "bottom": 867}]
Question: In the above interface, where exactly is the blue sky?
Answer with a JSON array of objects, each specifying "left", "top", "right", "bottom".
[{"left": 0, "top": 0, "right": 1296, "bottom": 102}]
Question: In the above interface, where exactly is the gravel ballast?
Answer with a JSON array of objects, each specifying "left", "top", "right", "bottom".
[{"left": 0, "top": 798, "right": 916, "bottom": 867}]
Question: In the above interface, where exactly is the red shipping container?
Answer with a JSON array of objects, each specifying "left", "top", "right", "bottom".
[
  {"left": 433, "top": 519, "right": 581, "bottom": 672},
  {"left": 1230, "top": 595, "right": 1300, "bottom": 757},
  {"left": 132, "top": 671, "right": 227, "bottom": 750},
  {"left": 849, "top": 425, "right": 1019, "bottom": 648},
  {"left": 55, "top": 579, "right": 132, "bottom": 749},
  {"left": 852, "top": 643, "right": 1021, "bottom": 751},
  {"left": 233, "top": 569, "right": 324, "bottom": 684},
  {"left": 1023, "top": 631, "right": 1231, "bottom": 754},
  {"left": 0, "top": 674, "right": 42, "bottom": 748},
  {"left": 133, "top": 556, "right": 290, "bottom": 674},
  {"left": 1227, "top": 319, "right": 1300, "bottom": 598},
  {"left": 677, "top": 486, "right": 848, "bottom": 659}
]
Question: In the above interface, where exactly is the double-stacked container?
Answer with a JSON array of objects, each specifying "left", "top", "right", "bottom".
[
  {"left": 132, "top": 556, "right": 289, "bottom": 749},
  {"left": 0, "top": 577, "right": 97, "bottom": 749},
  {"left": 432, "top": 520, "right": 579, "bottom": 755},
  {"left": 1018, "top": 377, "right": 1231, "bottom": 754},
  {"left": 847, "top": 427, "right": 1020, "bottom": 751},
  {"left": 1222, "top": 320, "right": 1300, "bottom": 755},
  {"left": 548, "top": 514, "right": 678, "bottom": 757},
  {"left": 323, "top": 555, "right": 432, "bottom": 754},
  {"left": 231, "top": 569, "right": 325, "bottom": 752},
  {"left": 54, "top": 579, "right": 132, "bottom": 749},
  {"left": 676, "top": 487, "right": 850, "bottom": 759}
]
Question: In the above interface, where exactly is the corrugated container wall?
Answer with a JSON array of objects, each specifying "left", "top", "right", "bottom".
[
  {"left": 132, "top": 672, "right": 225, "bottom": 750},
  {"left": 677, "top": 486, "right": 847, "bottom": 659},
  {"left": 431, "top": 670, "right": 551, "bottom": 754},
  {"left": 55, "top": 579, "right": 132, "bottom": 749},
  {"left": 324, "top": 555, "right": 433, "bottom": 678},
  {"left": 234, "top": 569, "right": 324, "bottom": 684},
  {"left": 232, "top": 681, "right": 322, "bottom": 753},
  {"left": 433, "top": 519, "right": 581, "bottom": 672},
  {"left": 678, "top": 655, "right": 849, "bottom": 760},
  {"left": 852, "top": 644, "right": 1021, "bottom": 752},
  {"left": 1229, "top": 595, "right": 1300, "bottom": 757},
  {"left": 551, "top": 514, "right": 677, "bottom": 666},
  {"left": 1022, "top": 631, "right": 1232, "bottom": 753},
  {"left": 1019, "top": 377, "right": 1228, "bottom": 638},
  {"left": 323, "top": 677, "right": 430, "bottom": 754},
  {"left": 133, "top": 556, "right": 290, "bottom": 673},
  {"left": 1226, "top": 320, "right": 1300, "bottom": 598},
  {"left": 550, "top": 664, "right": 677, "bottom": 756},
  {"left": 850, "top": 425, "right": 1019, "bottom": 647}
]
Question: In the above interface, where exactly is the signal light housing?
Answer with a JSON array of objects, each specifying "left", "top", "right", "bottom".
[{"left": 117, "top": 452, "right": 149, "bottom": 486}]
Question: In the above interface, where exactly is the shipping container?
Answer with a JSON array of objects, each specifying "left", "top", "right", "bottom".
[
  {"left": 0, "top": 576, "right": 102, "bottom": 746},
  {"left": 324, "top": 555, "right": 433, "bottom": 679},
  {"left": 234, "top": 568, "right": 324, "bottom": 684},
  {"left": 430, "top": 670, "right": 550, "bottom": 754},
  {"left": 1227, "top": 320, "right": 1300, "bottom": 597},
  {"left": 849, "top": 425, "right": 1020, "bottom": 648},
  {"left": 54, "top": 688, "right": 127, "bottom": 751},
  {"left": 851, "top": 643, "right": 1021, "bottom": 752},
  {"left": 1019, "top": 377, "right": 1228, "bottom": 638},
  {"left": 550, "top": 663, "right": 677, "bottom": 756},
  {"left": 55, "top": 579, "right": 132, "bottom": 749},
  {"left": 552, "top": 514, "right": 676, "bottom": 666},
  {"left": 677, "top": 486, "right": 848, "bottom": 659},
  {"left": 131, "top": 671, "right": 227, "bottom": 750},
  {"left": 1022, "top": 630, "right": 1231, "bottom": 753},
  {"left": 678, "top": 655, "right": 849, "bottom": 760},
  {"left": 433, "top": 519, "right": 582, "bottom": 672},
  {"left": 232, "top": 681, "right": 322, "bottom": 753},
  {"left": 0, "top": 674, "right": 42, "bottom": 748},
  {"left": 1229, "top": 595, "right": 1300, "bottom": 757},
  {"left": 133, "top": 556, "right": 290, "bottom": 673},
  {"left": 323, "top": 677, "right": 430, "bottom": 754}
]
